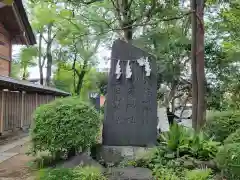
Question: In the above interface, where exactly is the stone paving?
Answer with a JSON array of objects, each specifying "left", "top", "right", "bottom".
[
  {"left": 0, "top": 137, "right": 34, "bottom": 180},
  {"left": 0, "top": 136, "right": 29, "bottom": 163}
]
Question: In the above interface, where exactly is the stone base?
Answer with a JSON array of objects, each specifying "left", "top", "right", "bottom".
[
  {"left": 93, "top": 145, "right": 152, "bottom": 165},
  {"left": 106, "top": 167, "right": 153, "bottom": 180},
  {"left": 60, "top": 152, "right": 104, "bottom": 171}
]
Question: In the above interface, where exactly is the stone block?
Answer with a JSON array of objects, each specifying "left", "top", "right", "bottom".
[
  {"left": 106, "top": 167, "right": 153, "bottom": 180},
  {"left": 94, "top": 145, "right": 153, "bottom": 165}
]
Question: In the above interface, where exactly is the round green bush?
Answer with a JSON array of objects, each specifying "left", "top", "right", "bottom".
[
  {"left": 204, "top": 111, "right": 240, "bottom": 142},
  {"left": 30, "top": 97, "right": 101, "bottom": 156},
  {"left": 224, "top": 128, "right": 240, "bottom": 144},
  {"left": 215, "top": 143, "right": 240, "bottom": 180}
]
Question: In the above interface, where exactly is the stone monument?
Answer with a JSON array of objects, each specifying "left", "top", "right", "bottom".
[{"left": 103, "top": 39, "right": 158, "bottom": 147}]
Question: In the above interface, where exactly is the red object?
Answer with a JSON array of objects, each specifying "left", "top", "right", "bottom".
[{"left": 100, "top": 96, "right": 105, "bottom": 106}]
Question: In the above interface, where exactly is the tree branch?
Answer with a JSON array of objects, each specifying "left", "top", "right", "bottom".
[
  {"left": 68, "top": 0, "right": 101, "bottom": 5},
  {"left": 131, "top": 0, "right": 157, "bottom": 24}
]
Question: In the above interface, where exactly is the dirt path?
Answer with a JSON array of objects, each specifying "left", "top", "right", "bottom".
[{"left": 0, "top": 142, "right": 35, "bottom": 180}]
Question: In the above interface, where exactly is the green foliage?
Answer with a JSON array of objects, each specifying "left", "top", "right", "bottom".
[
  {"left": 73, "top": 166, "right": 106, "bottom": 180},
  {"left": 185, "top": 168, "right": 213, "bottom": 180},
  {"left": 215, "top": 143, "right": 240, "bottom": 180},
  {"left": 30, "top": 97, "right": 101, "bottom": 156},
  {"left": 224, "top": 128, "right": 240, "bottom": 144},
  {"left": 120, "top": 148, "right": 158, "bottom": 168},
  {"left": 32, "top": 154, "right": 56, "bottom": 169},
  {"left": 159, "top": 123, "right": 220, "bottom": 161},
  {"left": 36, "top": 166, "right": 105, "bottom": 180},
  {"left": 121, "top": 125, "right": 219, "bottom": 179},
  {"left": 204, "top": 111, "right": 240, "bottom": 142},
  {"left": 10, "top": 62, "right": 21, "bottom": 79},
  {"left": 152, "top": 167, "right": 179, "bottom": 180},
  {"left": 15, "top": 46, "right": 38, "bottom": 79},
  {"left": 54, "top": 64, "right": 106, "bottom": 99},
  {"left": 36, "top": 168, "right": 75, "bottom": 180}
]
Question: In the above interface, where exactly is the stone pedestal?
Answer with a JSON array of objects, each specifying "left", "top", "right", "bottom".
[
  {"left": 106, "top": 167, "right": 153, "bottom": 180},
  {"left": 94, "top": 145, "right": 152, "bottom": 165}
]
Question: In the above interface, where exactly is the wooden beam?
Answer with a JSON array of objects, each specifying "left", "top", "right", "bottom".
[
  {"left": 0, "top": 91, "right": 4, "bottom": 133},
  {"left": 35, "top": 92, "right": 38, "bottom": 108},
  {"left": 20, "top": 91, "right": 25, "bottom": 128}
]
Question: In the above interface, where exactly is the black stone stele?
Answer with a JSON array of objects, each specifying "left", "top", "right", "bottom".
[{"left": 103, "top": 39, "right": 158, "bottom": 146}]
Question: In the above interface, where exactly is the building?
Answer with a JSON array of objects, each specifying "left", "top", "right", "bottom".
[
  {"left": 0, "top": 1, "right": 69, "bottom": 135},
  {"left": 0, "top": 0, "right": 36, "bottom": 76}
]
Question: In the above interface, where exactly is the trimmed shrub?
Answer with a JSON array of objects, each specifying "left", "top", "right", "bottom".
[
  {"left": 215, "top": 143, "right": 240, "bottom": 180},
  {"left": 204, "top": 111, "right": 240, "bottom": 142},
  {"left": 30, "top": 97, "right": 101, "bottom": 157},
  {"left": 224, "top": 128, "right": 240, "bottom": 144}
]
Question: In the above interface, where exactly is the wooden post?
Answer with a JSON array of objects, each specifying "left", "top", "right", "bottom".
[
  {"left": 0, "top": 91, "right": 5, "bottom": 134},
  {"left": 36, "top": 93, "right": 38, "bottom": 108},
  {"left": 20, "top": 91, "right": 25, "bottom": 129}
]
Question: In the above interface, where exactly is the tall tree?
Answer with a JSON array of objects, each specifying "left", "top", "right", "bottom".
[
  {"left": 191, "top": 0, "right": 206, "bottom": 130},
  {"left": 28, "top": 1, "right": 62, "bottom": 85}
]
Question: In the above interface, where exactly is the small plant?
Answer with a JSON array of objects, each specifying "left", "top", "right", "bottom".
[
  {"left": 204, "top": 110, "right": 240, "bottom": 142},
  {"left": 36, "top": 168, "right": 75, "bottom": 180},
  {"left": 74, "top": 166, "right": 106, "bottom": 180},
  {"left": 30, "top": 97, "right": 101, "bottom": 159},
  {"left": 215, "top": 143, "right": 240, "bottom": 180},
  {"left": 36, "top": 166, "right": 106, "bottom": 180},
  {"left": 159, "top": 123, "right": 220, "bottom": 161},
  {"left": 185, "top": 168, "right": 213, "bottom": 180},
  {"left": 152, "top": 167, "right": 180, "bottom": 180},
  {"left": 33, "top": 155, "right": 55, "bottom": 169},
  {"left": 159, "top": 123, "right": 193, "bottom": 153},
  {"left": 134, "top": 148, "right": 158, "bottom": 168},
  {"left": 224, "top": 128, "right": 240, "bottom": 144},
  {"left": 189, "top": 131, "right": 220, "bottom": 160},
  {"left": 119, "top": 148, "right": 158, "bottom": 168}
]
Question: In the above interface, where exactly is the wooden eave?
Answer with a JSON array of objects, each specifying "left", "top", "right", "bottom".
[
  {"left": 0, "top": 0, "right": 36, "bottom": 45},
  {"left": 0, "top": 75, "right": 70, "bottom": 96}
]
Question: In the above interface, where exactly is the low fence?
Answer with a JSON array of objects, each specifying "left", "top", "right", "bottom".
[{"left": 0, "top": 90, "right": 56, "bottom": 134}]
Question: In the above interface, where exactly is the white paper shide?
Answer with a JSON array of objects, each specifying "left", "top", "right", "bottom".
[
  {"left": 126, "top": 60, "right": 132, "bottom": 79},
  {"left": 144, "top": 57, "right": 151, "bottom": 76},
  {"left": 115, "top": 57, "right": 151, "bottom": 79},
  {"left": 115, "top": 60, "right": 122, "bottom": 79}
]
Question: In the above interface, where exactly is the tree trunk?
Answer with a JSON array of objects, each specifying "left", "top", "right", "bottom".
[
  {"left": 38, "top": 32, "right": 44, "bottom": 85},
  {"left": 196, "top": 0, "right": 206, "bottom": 128},
  {"left": 46, "top": 24, "right": 53, "bottom": 86},
  {"left": 74, "top": 59, "right": 88, "bottom": 95},
  {"left": 191, "top": 0, "right": 198, "bottom": 130},
  {"left": 123, "top": 21, "right": 133, "bottom": 41},
  {"left": 22, "top": 68, "right": 27, "bottom": 80},
  {"left": 191, "top": 0, "right": 206, "bottom": 130},
  {"left": 75, "top": 70, "right": 86, "bottom": 96},
  {"left": 118, "top": 0, "right": 133, "bottom": 41},
  {"left": 46, "top": 43, "right": 52, "bottom": 86}
]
